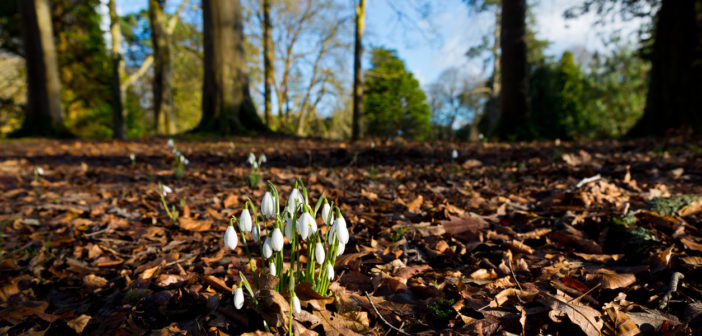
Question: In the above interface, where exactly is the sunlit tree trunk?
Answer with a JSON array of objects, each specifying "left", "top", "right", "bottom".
[
  {"left": 482, "top": 6, "right": 502, "bottom": 137},
  {"left": 262, "top": 0, "right": 274, "bottom": 128},
  {"left": 630, "top": 0, "right": 702, "bottom": 135},
  {"left": 109, "top": 0, "right": 125, "bottom": 139},
  {"left": 494, "top": 0, "right": 528, "bottom": 140},
  {"left": 149, "top": 0, "right": 175, "bottom": 135},
  {"left": 351, "top": 0, "right": 365, "bottom": 140},
  {"left": 14, "top": 0, "right": 68, "bottom": 137},
  {"left": 196, "top": 0, "right": 266, "bottom": 134}
]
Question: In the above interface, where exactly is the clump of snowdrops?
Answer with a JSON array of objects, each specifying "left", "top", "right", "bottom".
[
  {"left": 224, "top": 178, "right": 349, "bottom": 327},
  {"left": 167, "top": 139, "right": 189, "bottom": 179},
  {"left": 247, "top": 152, "right": 266, "bottom": 188}
]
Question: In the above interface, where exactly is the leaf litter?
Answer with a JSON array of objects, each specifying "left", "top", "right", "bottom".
[{"left": 0, "top": 137, "right": 701, "bottom": 334}]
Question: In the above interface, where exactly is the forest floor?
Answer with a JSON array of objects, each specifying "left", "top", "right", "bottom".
[{"left": 1, "top": 137, "right": 702, "bottom": 335}]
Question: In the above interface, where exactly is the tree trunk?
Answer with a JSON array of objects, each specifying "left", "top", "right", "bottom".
[
  {"left": 351, "top": 0, "right": 365, "bottom": 140},
  {"left": 629, "top": 0, "right": 702, "bottom": 136},
  {"left": 109, "top": 0, "right": 125, "bottom": 139},
  {"left": 494, "top": 0, "right": 529, "bottom": 140},
  {"left": 483, "top": 6, "right": 502, "bottom": 136},
  {"left": 196, "top": 0, "right": 266, "bottom": 134},
  {"left": 149, "top": 0, "right": 175, "bottom": 135},
  {"left": 262, "top": 0, "right": 274, "bottom": 128},
  {"left": 14, "top": 0, "right": 68, "bottom": 137}
]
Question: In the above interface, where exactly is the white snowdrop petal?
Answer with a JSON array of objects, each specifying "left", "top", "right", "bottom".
[
  {"left": 292, "top": 295, "right": 301, "bottom": 314},
  {"left": 336, "top": 243, "right": 345, "bottom": 256},
  {"left": 234, "top": 287, "right": 244, "bottom": 309},
  {"left": 252, "top": 224, "right": 260, "bottom": 242},
  {"left": 315, "top": 242, "right": 325, "bottom": 265},
  {"left": 261, "top": 192, "right": 276, "bottom": 219},
  {"left": 321, "top": 203, "right": 331, "bottom": 225},
  {"left": 239, "top": 209, "right": 253, "bottom": 232},
  {"left": 326, "top": 263, "right": 335, "bottom": 280},
  {"left": 224, "top": 226, "right": 238, "bottom": 250},
  {"left": 271, "top": 228, "right": 284, "bottom": 251},
  {"left": 262, "top": 237, "right": 273, "bottom": 259},
  {"left": 269, "top": 262, "right": 276, "bottom": 276}
]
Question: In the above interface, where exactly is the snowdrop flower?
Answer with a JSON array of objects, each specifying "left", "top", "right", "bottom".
[
  {"left": 334, "top": 215, "right": 349, "bottom": 245},
  {"left": 262, "top": 237, "right": 273, "bottom": 259},
  {"left": 288, "top": 188, "right": 304, "bottom": 211},
  {"left": 167, "top": 138, "right": 174, "bottom": 147},
  {"left": 234, "top": 286, "right": 244, "bottom": 309},
  {"left": 161, "top": 185, "right": 173, "bottom": 196},
  {"left": 451, "top": 149, "right": 458, "bottom": 159},
  {"left": 269, "top": 262, "right": 276, "bottom": 276},
  {"left": 252, "top": 224, "right": 261, "bottom": 242},
  {"left": 224, "top": 225, "right": 238, "bottom": 250},
  {"left": 261, "top": 191, "right": 276, "bottom": 219},
  {"left": 297, "top": 212, "right": 314, "bottom": 241},
  {"left": 270, "top": 228, "right": 284, "bottom": 251},
  {"left": 321, "top": 203, "right": 332, "bottom": 225},
  {"left": 35, "top": 167, "right": 44, "bottom": 175},
  {"left": 239, "top": 209, "right": 252, "bottom": 232},
  {"left": 284, "top": 216, "right": 294, "bottom": 240},
  {"left": 325, "top": 263, "right": 335, "bottom": 280},
  {"left": 248, "top": 152, "right": 256, "bottom": 165},
  {"left": 292, "top": 294, "right": 301, "bottom": 314},
  {"left": 260, "top": 154, "right": 267, "bottom": 163},
  {"left": 129, "top": 153, "right": 135, "bottom": 161},
  {"left": 315, "top": 242, "right": 325, "bottom": 265},
  {"left": 479, "top": 133, "right": 484, "bottom": 140},
  {"left": 336, "top": 242, "right": 345, "bottom": 256}
]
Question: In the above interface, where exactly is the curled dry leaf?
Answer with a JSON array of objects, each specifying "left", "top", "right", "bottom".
[
  {"left": 539, "top": 293, "right": 604, "bottom": 336},
  {"left": 680, "top": 238, "right": 702, "bottom": 252},
  {"left": 259, "top": 289, "right": 290, "bottom": 330},
  {"left": 178, "top": 217, "right": 212, "bottom": 232},
  {"left": 504, "top": 240, "right": 534, "bottom": 255},
  {"left": 604, "top": 307, "right": 640, "bottom": 336},
  {"left": 491, "top": 288, "right": 537, "bottom": 307},
  {"left": 470, "top": 268, "right": 498, "bottom": 281},
  {"left": 83, "top": 274, "right": 108, "bottom": 288},
  {"left": 596, "top": 269, "right": 636, "bottom": 290},
  {"left": 67, "top": 314, "right": 92, "bottom": 333}
]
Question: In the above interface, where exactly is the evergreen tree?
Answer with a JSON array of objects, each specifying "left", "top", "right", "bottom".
[{"left": 363, "top": 48, "right": 431, "bottom": 140}]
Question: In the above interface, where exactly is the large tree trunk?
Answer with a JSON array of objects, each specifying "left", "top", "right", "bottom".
[
  {"left": 482, "top": 6, "right": 502, "bottom": 137},
  {"left": 109, "top": 0, "right": 125, "bottom": 139},
  {"left": 196, "top": 0, "right": 266, "bottom": 134},
  {"left": 149, "top": 0, "right": 175, "bottom": 135},
  {"left": 494, "top": 0, "right": 528, "bottom": 140},
  {"left": 351, "top": 0, "right": 365, "bottom": 141},
  {"left": 629, "top": 0, "right": 702, "bottom": 136},
  {"left": 14, "top": 0, "right": 68, "bottom": 137},
  {"left": 262, "top": 0, "right": 274, "bottom": 128}
]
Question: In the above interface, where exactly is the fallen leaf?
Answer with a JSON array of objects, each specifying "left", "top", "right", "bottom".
[
  {"left": 67, "top": 314, "right": 91, "bottom": 333},
  {"left": 83, "top": 274, "right": 108, "bottom": 288},
  {"left": 178, "top": 217, "right": 212, "bottom": 232},
  {"left": 539, "top": 293, "right": 603, "bottom": 336},
  {"left": 604, "top": 308, "right": 640, "bottom": 336},
  {"left": 597, "top": 269, "right": 636, "bottom": 290}
]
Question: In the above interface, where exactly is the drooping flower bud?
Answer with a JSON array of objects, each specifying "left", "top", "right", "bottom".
[
  {"left": 269, "top": 262, "right": 276, "bottom": 276},
  {"left": 224, "top": 225, "right": 238, "bottom": 250},
  {"left": 252, "top": 224, "right": 261, "bottom": 242},
  {"left": 288, "top": 188, "right": 304, "bottom": 211},
  {"left": 234, "top": 286, "right": 244, "bottom": 309},
  {"left": 297, "top": 212, "right": 313, "bottom": 241},
  {"left": 325, "top": 263, "right": 335, "bottom": 280},
  {"left": 161, "top": 185, "right": 173, "bottom": 196},
  {"left": 451, "top": 149, "right": 458, "bottom": 159},
  {"left": 292, "top": 294, "right": 301, "bottom": 314},
  {"left": 260, "top": 154, "right": 267, "bottom": 163},
  {"left": 334, "top": 215, "right": 349, "bottom": 245},
  {"left": 167, "top": 138, "right": 174, "bottom": 147},
  {"left": 284, "top": 216, "right": 294, "bottom": 240},
  {"left": 321, "top": 203, "right": 332, "bottom": 225},
  {"left": 336, "top": 242, "right": 345, "bottom": 256},
  {"left": 262, "top": 237, "right": 273, "bottom": 259},
  {"left": 271, "top": 228, "right": 284, "bottom": 251},
  {"left": 248, "top": 152, "right": 256, "bottom": 166},
  {"left": 239, "top": 209, "right": 252, "bottom": 232},
  {"left": 315, "top": 242, "right": 325, "bottom": 265},
  {"left": 261, "top": 191, "right": 276, "bottom": 219}
]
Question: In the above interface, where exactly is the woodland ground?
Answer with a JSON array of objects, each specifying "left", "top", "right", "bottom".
[{"left": 0, "top": 137, "right": 701, "bottom": 335}]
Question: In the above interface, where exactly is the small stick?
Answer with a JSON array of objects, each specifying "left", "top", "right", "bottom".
[
  {"left": 508, "top": 259, "right": 523, "bottom": 291},
  {"left": 364, "top": 291, "right": 409, "bottom": 335},
  {"left": 568, "top": 283, "right": 601, "bottom": 304},
  {"left": 659, "top": 272, "right": 684, "bottom": 309}
]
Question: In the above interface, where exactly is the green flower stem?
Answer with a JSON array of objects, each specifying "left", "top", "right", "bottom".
[
  {"left": 160, "top": 193, "right": 175, "bottom": 221},
  {"left": 239, "top": 271, "right": 270, "bottom": 332},
  {"left": 233, "top": 217, "right": 257, "bottom": 285}
]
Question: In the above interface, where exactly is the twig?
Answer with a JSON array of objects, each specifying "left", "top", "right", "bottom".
[
  {"left": 508, "top": 259, "right": 523, "bottom": 291},
  {"left": 569, "top": 174, "right": 601, "bottom": 192},
  {"left": 364, "top": 291, "right": 409, "bottom": 335},
  {"left": 568, "top": 283, "right": 601, "bottom": 304},
  {"left": 659, "top": 272, "right": 684, "bottom": 309}
]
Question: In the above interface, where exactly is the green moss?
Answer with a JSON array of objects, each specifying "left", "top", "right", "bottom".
[
  {"left": 648, "top": 195, "right": 702, "bottom": 216},
  {"left": 428, "top": 298, "right": 456, "bottom": 319}
]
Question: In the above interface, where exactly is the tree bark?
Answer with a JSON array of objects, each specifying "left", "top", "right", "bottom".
[
  {"left": 262, "top": 0, "right": 274, "bottom": 128},
  {"left": 483, "top": 6, "right": 502, "bottom": 136},
  {"left": 351, "top": 0, "right": 365, "bottom": 140},
  {"left": 629, "top": 0, "right": 702, "bottom": 136},
  {"left": 149, "top": 0, "right": 175, "bottom": 135},
  {"left": 14, "top": 0, "right": 68, "bottom": 137},
  {"left": 494, "top": 0, "right": 528, "bottom": 140},
  {"left": 109, "top": 0, "right": 125, "bottom": 139},
  {"left": 196, "top": 0, "right": 266, "bottom": 134}
]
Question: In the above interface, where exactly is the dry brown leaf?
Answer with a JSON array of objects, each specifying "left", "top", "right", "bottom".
[
  {"left": 140, "top": 265, "right": 160, "bottom": 279},
  {"left": 604, "top": 308, "right": 640, "bottom": 336},
  {"left": 539, "top": 293, "right": 603, "bottom": 336},
  {"left": 679, "top": 198, "right": 702, "bottom": 217},
  {"left": 597, "top": 269, "right": 636, "bottom": 290},
  {"left": 178, "top": 217, "right": 212, "bottom": 232},
  {"left": 680, "top": 238, "right": 702, "bottom": 252},
  {"left": 0, "top": 300, "right": 49, "bottom": 324},
  {"left": 470, "top": 268, "right": 498, "bottom": 280},
  {"left": 67, "top": 314, "right": 91, "bottom": 333},
  {"left": 83, "top": 274, "right": 108, "bottom": 288},
  {"left": 223, "top": 193, "right": 239, "bottom": 209},
  {"left": 406, "top": 195, "right": 423, "bottom": 212},
  {"left": 313, "top": 310, "right": 364, "bottom": 336},
  {"left": 200, "top": 275, "right": 232, "bottom": 292},
  {"left": 573, "top": 252, "right": 623, "bottom": 263},
  {"left": 504, "top": 240, "right": 534, "bottom": 255},
  {"left": 491, "top": 288, "right": 537, "bottom": 307},
  {"left": 680, "top": 256, "right": 702, "bottom": 266},
  {"left": 259, "top": 289, "right": 290, "bottom": 330}
]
